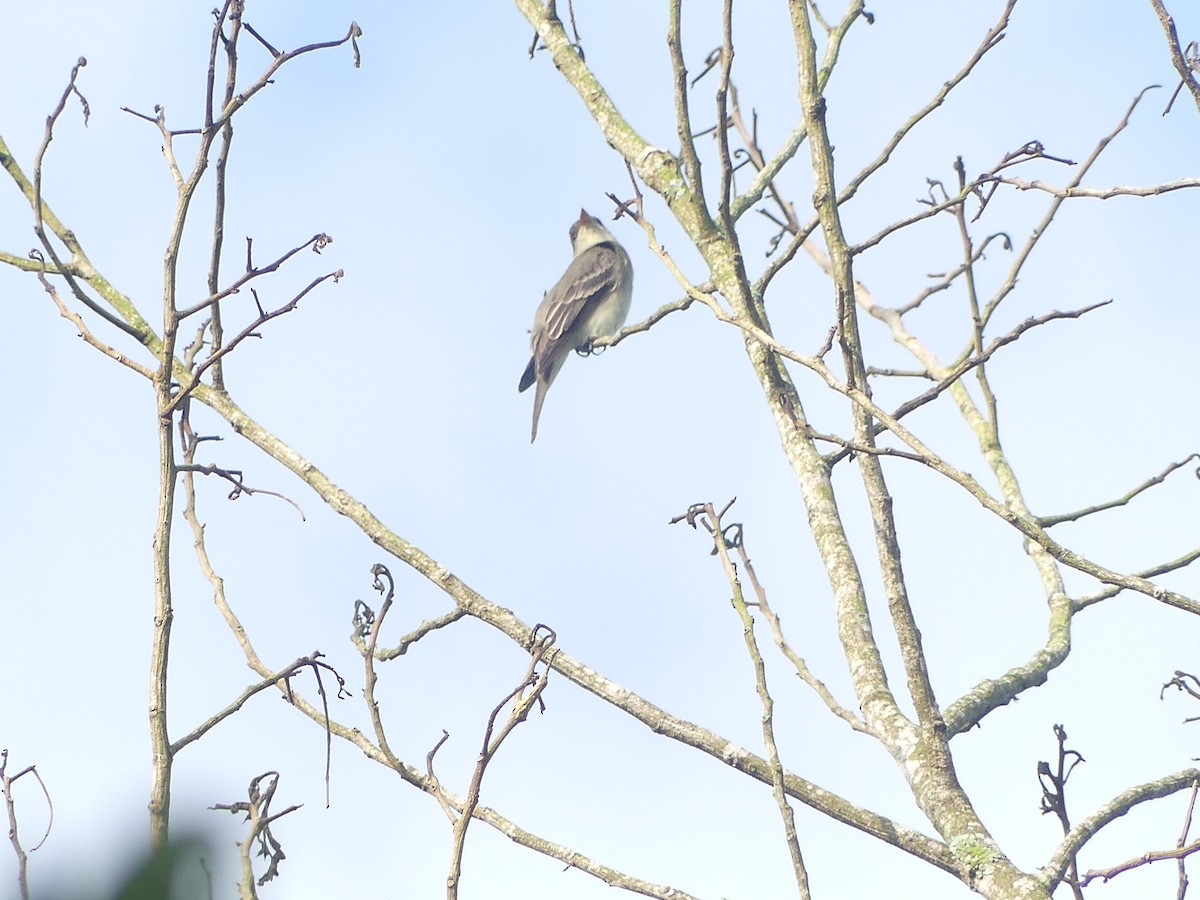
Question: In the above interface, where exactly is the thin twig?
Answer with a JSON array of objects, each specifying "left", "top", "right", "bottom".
[
  {"left": 211, "top": 772, "right": 302, "bottom": 894},
  {"left": 166, "top": 268, "right": 343, "bottom": 415},
  {"left": 1080, "top": 835, "right": 1200, "bottom": 888},
  {"left": 1041, "top": 769, "right": 1200, "bottom": 890},
  {"left": 738, "top": 535, "right": 868, "bottom": 733},
  {"left": 1177, "top": 781, "right": 1199, "bottom": 899},
  {"left": 981, "top": 87, "right": 1161, "bottom": 331},
  {"left": 731, "top": 0, "right": 866, "bottom": 221},
  {"left": 2, "top": 750, "right": 54, "bottom": 900},
  {"left": 439, "top": 627, "right": 557, "bottom": 900},
  {"left": 179, "top": 233, "right": 333, "bottom": 319},
  {"left": 33, "top": 264, "right": 155, "bottom": 379},
  {"left": 1140, "top": 1, "right": 1197, "bottom": 116},
  {"left": 1072, "top": 546, "right": 1200, "bottom": 611},
  {"left": 169, "top": 655, "right": 336, "bottom": 754},
  {"left": 1040, "top": 455, "right": 1200, "bottom": 527},
  {"left": 370, "top": 608, "right": 468, "bottom": 661},
  {"left": 668, "top": 0, "right": 707, "bottom": 210},
  {"left": 592, "top": 293, "right": 696, "bottom": 349},
  {"left": 677, "top": 503, "right": 811, "bottom": 897},
  {"left": 360, "top": 564, "right": 403, "bottom": 771},
  {"left": 204, "top": 0, "right": 240, "bottom": 389},
  {"left": 715, "top": 0, "right": 737, "bottom": 232},
  {"left": 879, "top": 303, "right": 1113, "bottom": 436},
  {"left": 26, "top": 63, "right": 144, "bottom": 341},
  {"left": 1037, "top": 725, "right": 1086, "bottom": 900},
  {"left": 898, "top": 233, "right": 1010, "bottom": 315},
  {"left": 837, "top": 0, "right": 1017, "bottom": 214},
  {"left": 995, "top": 175, "right": 1200, "bottom": 199}
]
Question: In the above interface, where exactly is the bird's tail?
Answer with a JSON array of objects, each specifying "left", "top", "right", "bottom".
[{"left": 530, "top": 381, "right": 548, "bottom": 443}]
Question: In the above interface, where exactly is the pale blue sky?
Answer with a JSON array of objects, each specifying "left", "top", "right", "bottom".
[{"left": 2, "top": 2, "right": 1198, "bottom": 898}]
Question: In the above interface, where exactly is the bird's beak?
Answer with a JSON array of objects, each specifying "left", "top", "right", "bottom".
[{"left": 578, "top": 209, "right": 593, "bottom": 225}]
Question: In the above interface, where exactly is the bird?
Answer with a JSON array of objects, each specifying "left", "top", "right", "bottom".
[{"left": 518, "top": 209, "right": 634, "bottom": 442}]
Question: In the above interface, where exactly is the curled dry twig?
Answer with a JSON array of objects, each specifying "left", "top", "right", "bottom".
[
  {"left": 212, "top": 771, "right": 302, "bottom": 894},
  {"left": 2, "top": 749, "right": 54, "bottom": 900},
  {"left": 1038, "top": 725, "right": 1087, "bottom": 900}
]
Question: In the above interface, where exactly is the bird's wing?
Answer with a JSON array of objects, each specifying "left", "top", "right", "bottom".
[{"left": 531, "top": 245, "right": 620, "bottom": 372}]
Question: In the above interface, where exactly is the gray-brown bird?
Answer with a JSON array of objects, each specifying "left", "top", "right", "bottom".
[{"left": 518, "top": 209, "right": 633, "bottom": 442}]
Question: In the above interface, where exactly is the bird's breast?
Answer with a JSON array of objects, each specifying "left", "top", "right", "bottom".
[{"left": 582, "top": 253, "right": 633, "bottom": 339}]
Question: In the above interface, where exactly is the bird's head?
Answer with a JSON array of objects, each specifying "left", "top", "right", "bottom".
[{"left": 569, "top": 209, "right": 616, "bottom": 254}]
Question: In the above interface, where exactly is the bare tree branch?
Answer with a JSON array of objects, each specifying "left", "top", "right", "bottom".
[
  {"left": 2, "top": 750, "right": 54, "bottom": 900},
  {"left": 1041, "top": 769, "right": 1200, "bottom": 890},
  {"left": 438, "top": 626, "right": 557, "bottom": 900},
  {"left": 1148, "top": 0, "right": 1200, "bottom": 115},
  {"left": 678, "top": 502, "right": 812, "bottom": 897},
  {"left": 1040, "top": 454, "right": 1200, "bottom": 527}
]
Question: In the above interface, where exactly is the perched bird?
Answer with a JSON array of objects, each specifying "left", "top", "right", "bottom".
[{"left": 518, "top": 209, "right": 634, "bottom": 442}]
